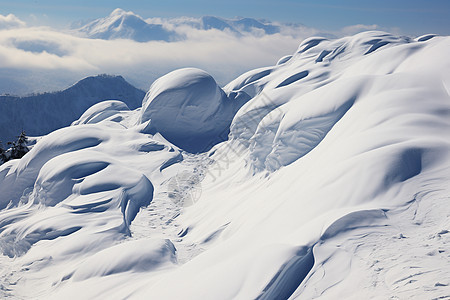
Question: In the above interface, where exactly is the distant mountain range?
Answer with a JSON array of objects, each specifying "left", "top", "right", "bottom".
[
  {"left": 0, "top": 74, "right": 144, "bottom": 144},
  {"left": 76, "top": 8, "right": 300, "bottom": 42},
  {"left": 179, "top": 16, "right": 281, "bottom": 35}
]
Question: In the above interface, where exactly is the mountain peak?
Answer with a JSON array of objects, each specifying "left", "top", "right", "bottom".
[
  {"left": 110, "top": 8, "right": 128, "bottom": 17},
  {"left": 75, "top": 11, "right": 295, "bottom": 43},
  {"left": 70, "top": 74, "right": 127, "bottom": 90},
  {"left": 78, "top": 8, "right": 174, "bottom": 42}
]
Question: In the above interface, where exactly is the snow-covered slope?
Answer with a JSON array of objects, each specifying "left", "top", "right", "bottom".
[
  {"left": 0, "top": 74, "right": 145, "bottom": 144},
  {"left": 1, "top": 31, "right": 449, "bottom": 299},
  {"left": 78, "top": 8, "right": 175, "bottom": 42}
]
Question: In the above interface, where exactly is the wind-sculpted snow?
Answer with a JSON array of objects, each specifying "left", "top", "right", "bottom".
[
  {"left": 72, "top": 100, "right": 131, "bottom": 125},
  {"left": 140, "top": 68, "right": 248, "bottom": 152},
  {"left": 0, "top": 115, "right": 182, "bottom": 289},
  {"left": 1, "top": 31, "right": 450, "bottom": 299},
  {"left": 69, "top": 239, "right": 177, "bottom": 281}
]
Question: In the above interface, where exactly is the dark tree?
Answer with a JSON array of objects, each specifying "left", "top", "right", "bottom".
[
  {"left": 15, "top": 130, "right": 29, "bottom": 158},
  {"left": 6, "top": 131, "right": 29, "bottom": 161},
  {"left": 0, "top": 131, "right": 30, "bottom": 165}
]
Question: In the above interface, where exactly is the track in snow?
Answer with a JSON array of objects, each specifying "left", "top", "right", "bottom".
[{"left": 129, "top": 153, "right": 210, "bottom": 264}]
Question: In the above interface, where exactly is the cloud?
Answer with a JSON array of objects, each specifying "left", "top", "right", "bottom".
[
  {"left": 0, "top": 13, "right": 402, "bottom": 95},
  {"left": 0, "top": 28, "right": 96, "bottom": 71},
  {"left": 0, "top": 22, "right": 316, "bottom": 94},
  {"left": 0, "top": 13, "right": 26, "bottom": 29}
]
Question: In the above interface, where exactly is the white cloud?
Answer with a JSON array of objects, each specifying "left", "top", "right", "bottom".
[
  {"left": 0, "top": 13, "right": 26, "bottom": 29},
  {"left": 0, "top": 23, "right": 315, "bottom": 94},
  {"left": 0, "top": 14, "right": 400, "bottom": 95}
]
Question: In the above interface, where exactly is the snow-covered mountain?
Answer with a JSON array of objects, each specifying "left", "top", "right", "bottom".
[
  {"left": 183, "top": 15, "right": 281, "bottom": 35},
  {"left": 76, "top": 8, "right": 305, "bottom": 41},
  {"left": 77, "top": 8, "right": 176, "bottom": 42},
  {"left": 0, "top": 74, "right": 144, "bottom": 144},
  {"left": 1, "top": 31, "right": 449, "bottom": 299}
]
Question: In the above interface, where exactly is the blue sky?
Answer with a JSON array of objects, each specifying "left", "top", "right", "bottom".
[{"left": 1, "top": 0, "right": 450, "bottom": 35}]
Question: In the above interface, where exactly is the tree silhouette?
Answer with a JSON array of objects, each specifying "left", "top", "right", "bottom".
[
  {"left": 14, "top": 130, "right": 29, "bottom": 158},
  {"left": 0, "top": 131, "right": 30, "bottom": 165}
]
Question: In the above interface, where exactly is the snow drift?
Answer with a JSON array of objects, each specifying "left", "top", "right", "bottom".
[{"left": 1, "top": 31, "right": 450, "bottom": 299}]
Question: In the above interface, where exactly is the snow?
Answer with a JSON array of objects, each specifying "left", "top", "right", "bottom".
[
  {"left": 70, "top": 239, "right": 177, "bottom": 281},
  {"left": 77, "top": 9, "right": 175, "bottom": 42},
  {"left": 72, "top": 100, "right": 132, "bottom": 126},
  {"left": 198, "top": 16, "right": 281, "bottom": 35},
  {"left": 1, "top": 31, "right": 450, "bottom": 299},
  {"left": 75, "top": 9, "right": 305, "bottom": 42},
  {"left": 140, "top": 68, "right": 248, "bottom": 153}
]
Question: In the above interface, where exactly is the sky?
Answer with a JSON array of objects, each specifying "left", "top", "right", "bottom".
[{"left": 0, "top": 0, "right": 450, "bottom": 35}]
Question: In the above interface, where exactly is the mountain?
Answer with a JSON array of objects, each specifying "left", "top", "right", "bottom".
[
  {"left": 0, "top": 74, "right": 145, "bottom": 144},
  {"left": 76, "top": 9, "right": 298, "bottom": 42},
  {"left": 203, "top": 16, "right": 280, "bottom": 34},
  {"left": 1, "top": 31, "right": 449, "bottom": 299},
  {"left": 197, "top": 16, "right": 280, "bottom": 35},
  {"left": 78, "top": 8, "right": 175, "bottom": 42}
]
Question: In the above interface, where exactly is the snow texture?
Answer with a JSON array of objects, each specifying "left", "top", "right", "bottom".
[{"left": 1, "top": 31, "right": 450, "bottom": 299}]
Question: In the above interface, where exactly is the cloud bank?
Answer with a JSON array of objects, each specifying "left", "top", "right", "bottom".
[
  {"left": 0, "top": 12, "right": 389, "bottom": 95},
  {"left": 0, "top": 18, "right": 311, "bottom": 94}
]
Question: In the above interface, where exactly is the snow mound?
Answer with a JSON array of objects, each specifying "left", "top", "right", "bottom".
[
  {"left": 70, "top": 239, "right": 176, "bottom": 281},
  {"left": 226, "top": 31, "right": 444, "bottom": 172},
  {"left": 0, "top": 118, "right": 180, "bottom": 259},
  {"left": 140, "top": 68, "right": 247, "bottom": 153},
  {"left": 0, "top": 126, "right": 106, "bottom": 209},
  {"left": 72, "top": 100, "right": 131, "bottom": 125}
]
